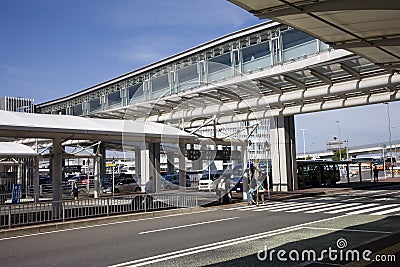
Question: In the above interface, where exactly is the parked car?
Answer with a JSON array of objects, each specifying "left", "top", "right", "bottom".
[
  {"left": 67, "top": 174, "right": 88, "bottom": 187},
  {"left": 198, "top": 172, "right": 222, "bottom": 191},
  {"left": 161, "top": 173, "right": 191, "bottom": 190},
  {"left": 103, "top": 176, "right": 141, "bottom": 194},
  {"left": 230, "top": 165, "right": 244, "bottom": 192}
]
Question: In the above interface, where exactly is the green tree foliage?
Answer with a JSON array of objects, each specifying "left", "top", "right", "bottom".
[{"left": 332, "top": 149, "right": 347, "bottom": 161}]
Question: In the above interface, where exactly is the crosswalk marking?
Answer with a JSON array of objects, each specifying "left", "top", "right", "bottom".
[
  {"left": 223, "top": 202, "right": 290, "bottom": 211},
  {"left": 223, "top": 200, "right": 400, "bottom": 216},
  {"left": 254, "top": 202, "right": 318, "bottom": 212},
  {"left": 346, "top": 204, "right": 399, "bottom": 215},
  {"left": 371, "top": 206, "right": 400, "bottom": 215},
  {"left": 286, "top": 203, "right": 340, "bottom": 213},
  {"left": 266, "top": 202, "right": 326, "bottom": 212},
  {"left": 305, "top": 202, "right": 359, "bottom": 213},
  {"left": 324, "top": 203, "right": 378, "bottom": 214}
]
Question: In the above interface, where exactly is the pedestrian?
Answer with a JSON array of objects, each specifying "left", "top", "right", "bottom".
[
  {"left": 145, "top": 176, "right": 155, "bottom": 193},
  {"left": 256, "top": 177, "right": 266, "bottom": 205},
  {"left": 373, "top": 165, "right": 379, "bottom": 182},
  {"left": 248, "top": 169, "right": 258, "bottom": 205},
  {"left": 72, "top": 181, "right": 79, "bottom": 200},
  {"left": 222, "top": 175, "right": 231, "bottom": 204}
]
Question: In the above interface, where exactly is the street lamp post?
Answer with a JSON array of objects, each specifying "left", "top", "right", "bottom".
[
  {"left": 300, "top": 129, "right": 307, "bottom": 159},
  {"left": 336, "top": 121, "right": 341, "bottom": 160},
  {"left": 392, "top": 126, "right": 397, "bottom": 161},
  {"left": 384, "top": 103, "right": 393, "bottom": 177}
]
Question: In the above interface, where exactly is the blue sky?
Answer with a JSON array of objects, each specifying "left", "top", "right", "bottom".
[{"left": 0, "top": 0, "right": 399, "bottom": 153}]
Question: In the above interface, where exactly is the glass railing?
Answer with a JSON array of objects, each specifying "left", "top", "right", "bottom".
[
  {"left": 151, "top": 87, "right": 170, "bottom": 100},
  {"left": 207, "top": 67, "right": 233, "bottom": 83},
  {"left": 178, "top": 78, "right": 200, "bottom": 92},
  {"left": 243, "top": 55, "right": 272, "bottom": 73},
  {"left": 282, "top": 39, "right": 319, "bottom": 63}
]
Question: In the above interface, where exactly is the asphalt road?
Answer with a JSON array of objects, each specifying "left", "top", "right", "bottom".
[{"left": 1, "top": 185, "right": 399, "bottom": 266}]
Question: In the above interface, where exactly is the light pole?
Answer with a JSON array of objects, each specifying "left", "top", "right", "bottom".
[
  {"left": 336, "top": 121, "right": 341, "bottom": 160},
  {"left": 384, "top": 103, "right": 393, "bottom": 177},
  {"left": 392, "top": 126, "right": 397, "bottom": 161},
  {"left": 300, "top": 129, "right": 307, "bottom": 159}
]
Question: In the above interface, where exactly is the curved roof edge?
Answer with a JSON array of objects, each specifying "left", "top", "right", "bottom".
[
  {"left": 37, "top": 21, "right": 278, "bottom": 108},
  {"left": 0, "top": 142, "right": 38, "bottom": 157}
]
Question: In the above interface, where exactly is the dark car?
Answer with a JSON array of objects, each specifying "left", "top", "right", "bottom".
[{"left": 161, "top": 173, "right": 191, "bottom": 190}]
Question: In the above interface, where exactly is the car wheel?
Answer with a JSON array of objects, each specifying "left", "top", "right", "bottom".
[
  {"left": 114, "top": 188, "right": 119, "bottom": 193},
  {"left": 135, "top": 187, "right": 141, "bottom": 192},
  {"left": 166, "top": 185, "right": 171, "bottom": 190}
]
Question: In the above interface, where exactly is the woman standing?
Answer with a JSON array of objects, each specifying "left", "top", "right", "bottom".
[{"left": 72, "top": 181, "right": 79, "bottom": 200}]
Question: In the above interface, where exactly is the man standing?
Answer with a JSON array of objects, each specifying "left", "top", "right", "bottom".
[{"left": 373, "top": 165, "right": 379, "bottom": 182}]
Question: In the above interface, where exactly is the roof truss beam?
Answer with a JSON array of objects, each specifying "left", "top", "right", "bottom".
[
  {"left": 282, "top": 74, "right": 306, "bottom": 90},
  {"left": 309, "top": 69, "right": 332, "bottom": 86},
  {"left": 340, "top": 63, "right": 361, "bottom": 80},
  {"left": 257, "top": 79, "right": 282, "bottom": 94}
]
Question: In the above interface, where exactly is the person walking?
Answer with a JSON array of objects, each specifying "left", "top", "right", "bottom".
[
  {"left": 145, "top": 176, "right": 155, "bottom": 193},
  {"left": 72, "top": 181, "right": 79, "bottom": 200}
]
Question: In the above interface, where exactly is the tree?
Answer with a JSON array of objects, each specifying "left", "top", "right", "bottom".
[{"left": 332, "top": 149, "right": 347, "bottom": 161}]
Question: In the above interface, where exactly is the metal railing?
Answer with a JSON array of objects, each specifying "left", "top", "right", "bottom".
[{"left": 0, "top": 193, "right": 198, "bottom": 229}]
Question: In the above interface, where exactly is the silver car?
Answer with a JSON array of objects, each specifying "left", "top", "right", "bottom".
[{"left": 104, "top": 177, "right": 141, "bottom": 193}]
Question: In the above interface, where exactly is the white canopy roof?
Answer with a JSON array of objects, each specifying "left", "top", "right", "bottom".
[
  {"left": 0, "top": 111, "right": 194, "bottom": 144},
  {"left": 0, "top": 142, "right": 38, "bottom": 157}
]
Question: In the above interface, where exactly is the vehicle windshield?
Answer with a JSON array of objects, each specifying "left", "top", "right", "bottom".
[
  {"left": 200, "top": 173, "right": 219, "bottom": 180},
  {"left": 231, "top": 166, "right": 243, "bottom": 177}
]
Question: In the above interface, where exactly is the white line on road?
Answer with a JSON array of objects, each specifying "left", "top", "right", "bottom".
[
  {"left": 325, "top": 203, "right": 377, "bottom": 214},
  {"left": 305, "top": 202, "right": 360, "bottom": 213},
  {"left": 302, "top": 226, "right": 392, "bottom": 234},
  {"left": 138, "top": 217, "right": 239, "bottom": 235},
  {"left": 286, "top": 202, "right": 340, "bottom": 213},
  {"left": 109, "top": 214, "right": 351, "bottom": 267},
  {"left": 346, "top": 204, "right": 399, "bottom": 215},
  {"left": 372, "top": 206, "right": 400, "bottom": 215},
  {"left": 252, "top": 202, "right": 316, "bottom": 212},
  {"left": 0, "top": 209, "right": 217, "bottom": 241}
]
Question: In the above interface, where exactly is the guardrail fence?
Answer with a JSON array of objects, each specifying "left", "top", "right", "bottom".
[{"left": 0, "top": 193, "right": 198, "bottom": 229}]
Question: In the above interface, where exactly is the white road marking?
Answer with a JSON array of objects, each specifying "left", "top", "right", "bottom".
[
  {"left": 253, "top": 202, "right": 317, "bottom": 212},
  {"left": 326, "top": 203, "right": 377, "bottom": 214},
  {"left": 264, "top": 202, "right": 322, "bottom": 212},
  {"left": 346, "top": 204, "right": 399, "bottom": 215},
  {"left": 138, "top": 217, "right": 239, "bottom": 235},
  {"left": 0, "top": 209, "right": 217, "bottom": 241},
  {"left": 305, "top": 202, "right": 360, "bottom": 213},
  {"left": 109, "top": 214, "right": 351, "bottom": 267},
  {"left": 223, "top": 202, "right": 295, "bottom": 211},
  {"left": 372, "top": 206, "right": 400, "bottom": 215},
  {"left": 286, "top": 203, "right": 341, "bottom": 213},
  {"left": 302, "top": 226, "right": 391, "bottom": 234}
]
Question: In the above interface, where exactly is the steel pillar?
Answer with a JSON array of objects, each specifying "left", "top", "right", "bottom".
[{"left": 270, "top": 115, "right": 298, "bottom": 192}]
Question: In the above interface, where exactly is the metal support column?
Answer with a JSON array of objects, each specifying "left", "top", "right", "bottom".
[
  {"left": 270, "top": 115, "right": 297, "bottom": 192},
  {"left": 179, "top": 142, "right": 186, "bottom": 192},
  {"left": 52, "top": 137, "right": 63, "bottom": 219},
  {"left": 33, "top": 156, "right": 39, "bottom": 202}
]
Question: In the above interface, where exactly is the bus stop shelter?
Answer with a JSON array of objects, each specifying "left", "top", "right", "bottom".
[
  {"left": 0, "top": 142, "right": 39, "bottom": 202},
  {"left": 0, "top": 110, "right": 197, "bottom": 205}
]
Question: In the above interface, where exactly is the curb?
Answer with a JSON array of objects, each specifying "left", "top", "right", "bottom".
[{"left": 0, "top": 206, "right": 205, "bottom": 239}]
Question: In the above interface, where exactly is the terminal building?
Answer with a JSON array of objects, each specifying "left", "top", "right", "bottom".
[
  {"left": 3, "top": 17, "right": 399, "bottom": 196},
  {"left": 33, "top": 22, "right": 333, "bottom": 191},
  {"left": 0, "top": 96, "right": 34, "bottom": 113}
]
